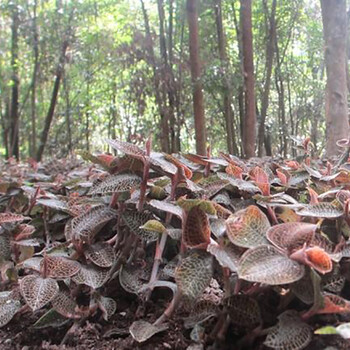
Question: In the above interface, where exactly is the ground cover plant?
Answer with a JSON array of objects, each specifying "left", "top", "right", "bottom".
[{"left": 1, "top": 137, "right": 350, "bottom": 349}]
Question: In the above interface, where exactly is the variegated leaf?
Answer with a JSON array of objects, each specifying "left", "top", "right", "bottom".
[
  {"left": 51, "top": 290, "right": 80, "bottom": 319},
  {"left": 238, "top": 245, "right": 305, "bottom": 285},
  {"left": 40, "top": 256, "right": 80, "bottom": 279},
  {"left": 122, "top": 211, "right": 158, "bottom": 242},
  {"left": 36, "top": 197, "right": 70, "bottom": 213},
  {"left": 88, "top": 173, "right": 141, "bottom": 195},
  {"left": 0, "top": 213, "right": 30, "bottom": 224},
  {"left": 32, "top": 309, "right": 69, "bottom": 329},
  {"left": 149, "top": 199, "right": 183, "bottom": 219},
  {"left": 291, "top": 270, "right": 314, "bottom": 304},
  {"left": 175, "top": 251, "right": 213, "bottom": 299},
  {"left": 226, "top": 206, "right": 270, "bottom": 248},
  {"left": 129, "top": 320, "right": 168, "bottom": 343},
  {"left": 0, "top": 295, "right": 21, "bottom": 328},
  {"left": 21, "top": 257, "right": 43, "bottom": 272},
  {"left": 0, "top": 234, "right": 11, "bottom": 261},
  {"left": 225, "top": 295, "right": 261, "bottom": 328},
  {"left": 20, "top": 275, "right": 59, "bottom": 311},
  {"left": 183, "top": 206, "right": 210, "bottom": 249},
  {"left": 266, "top": 222, "right": 317, "bottom": 252},
  {"left": 106, "top": 139, "right": 146, "bottom": 161},
  {"left": 217, "top": 173, "right": 260, "bottom": 193},
  {"left": 85, "top": 242, "right": 115, "bottom": 268},
  {"left": 70, "top": 205, "right": 116, "bottom": 243},
  {"left": 97, "top": 296, "right": 116, "bottom": 321},
  {"left": 72, "top": 264, "right": 109, "bottom": 289},
  {"left": 297, "top": 203, "right": 343, "bottom": 218},
  {"left": 207, "top": 242, "right": 242, "bottom": 272},
  {"left": 119, "top": 263, "right": 150, "bottom": 295},
  {"left": 264, "top": 310, "right": 312, "bottom": 350}
]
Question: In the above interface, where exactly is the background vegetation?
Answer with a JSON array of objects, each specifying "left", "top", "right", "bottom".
[{"left": 0, "top": 0, "right": 330, "bottom": 160}]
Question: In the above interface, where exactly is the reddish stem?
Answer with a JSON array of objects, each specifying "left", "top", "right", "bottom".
[
  {"left": 267, "top": 205, "right": 278, "bottom": 224},
  {"left": 27, "top": 186, "right": 40, "bottom": 216},
  {"left": 153, "top": 289, "right": 182, "bottom": 326}
]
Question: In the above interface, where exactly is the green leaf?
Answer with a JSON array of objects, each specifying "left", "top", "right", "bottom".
[
  {"left": 177, "top": 198, "right": 217, "bottom": 215},
  {"left": 140, "top": 220, "right": 166, "bottom": 234},
  {"left": 314, "top": 326, "right": 338, "bottom": 335}
]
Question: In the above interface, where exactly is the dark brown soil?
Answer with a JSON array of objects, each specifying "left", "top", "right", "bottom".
[{"left": 0, "top": 295, "right": 192, "bottom": 350}]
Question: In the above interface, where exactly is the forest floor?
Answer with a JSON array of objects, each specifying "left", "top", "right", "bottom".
[
  {"left": 1, "top": 146, "right": 350, "bottom": 350},
  {"left": 0, "top": 294, "right": 191, "bottom": 350}
]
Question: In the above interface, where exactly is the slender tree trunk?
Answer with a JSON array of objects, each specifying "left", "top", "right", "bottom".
[
  {"left": 187, "top": 0, "right": 207, "bottom": 155},
  {"left": 157, "top": 0, "right": 177, "bottom": 153},
  {"left": 257, "top": 0, "right": 276, "bottom": 157},
  {"left": 167, "top": 0, "right": 179, "bottom": 152},
  {"left": 1, "top": 98, "right": 10, "bottom": 158},
  {"left": 214, "top": 0, "right": 237, "bottom": 155},
  {"left": 321, "top": 0, "right": 349, "bottom": 157},
  {"left": 287, "top": 68, "right": 296, "bottom": 157},
  {"left": 174, "top": 7, "right": 186, "bottom": 152},
  {"left": 111, "top": 82, "right": 117, "bottom": 141},
  {"left": 240, "top": 0, "right": 256, "bottom": 158},
  {"left": 85, "top": 73, "right": 90, "bottom": 152},
  {"left": 10, "top": 3, "right": 19, "bottom": 159},
  {"left": 140, "top": 0, "right": 170, "bottom": 152},
  {"left": 30, "top": 0, "right": 39, "bottom": 157},
  {"left": 232, "top": 0, "right": 244, "bottom": 156},
  {"left": 36, "top": 40, "right": 68, "bottom": 161},
  {"left": 63, "top": 74, "right": 72, "bottom": 153}
]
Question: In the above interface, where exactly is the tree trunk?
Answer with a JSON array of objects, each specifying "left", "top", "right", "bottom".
[
  {"left": 257, "top": 0, "right": 276, "bottom": 157},
  {"left": 10, "top": 3, "right": 20, "bottom": 159},
  {"left": 157, "top": 0, "right": 177, "bottom": 153},
  {"left": 214, "top": 0, "right": 237, "bottom": 155},
  {"left": 36, "top": 40, "right": 68, "bottom": 161},
  {"left": 232, "top": 0, "right": 244, "bottom": 156},
  {"left": 30, "top": 0, "right": 39, "bottom": 158},
  {"left": 240, "top": 0, "right": 256, "bottom": 158},
  {"left": 187, "top": 0, "right": 207, "bottom": 155},
  {"left": 63, "top": 74, "right": 72, "bottom": 153},
  {"left": 140, "top": 0, "right": 170, "bottom": 152},
  {"left": 1, "top": 98, "right": 10, "bottom": 158},
  {"left": 321, "top": 0, "right": 349, "bottom": 157}
]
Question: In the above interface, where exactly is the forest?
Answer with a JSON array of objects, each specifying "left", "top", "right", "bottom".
[
  {"left": 1, "top": 0, "right": 350, "bottom": 349},
  {"left": 1, "top": 0, "right": 347, "bottom": 160}
]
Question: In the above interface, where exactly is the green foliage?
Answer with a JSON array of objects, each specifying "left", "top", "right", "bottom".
[{"left": 0, "top": 0, "right": 327, "bottom": 158}]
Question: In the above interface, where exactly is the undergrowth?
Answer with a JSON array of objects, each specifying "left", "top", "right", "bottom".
[{"left": 0, "top": 137, "right": 350, "bottom": 349}]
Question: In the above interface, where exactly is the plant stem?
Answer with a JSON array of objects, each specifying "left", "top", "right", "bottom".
[{"left": 153, "top": 289, "right": 182, "bottom": 325}]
